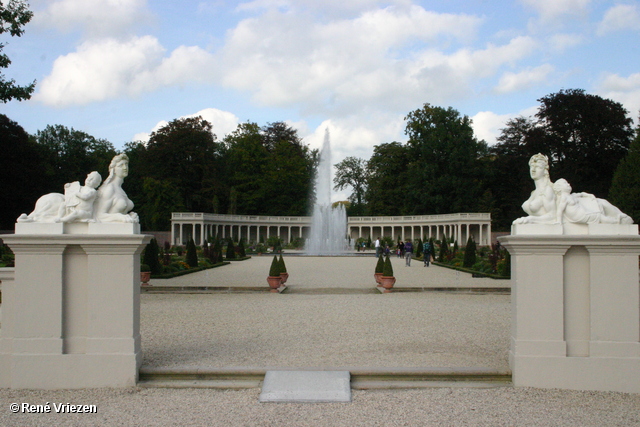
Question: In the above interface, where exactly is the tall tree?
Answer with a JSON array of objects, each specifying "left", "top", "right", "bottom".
[
  {"left": 490, "top": 89, "right": 634, "bottom": 229},
  {"left": 139, "top": 116, "right": 223, "bottom": 213},
  {"left": 609, "top": 121, "right": 640, "bottom": 223},
  {"left": 0, "top": 0, "right": 35, "bottom": 102},
  {"left": 223, "top": 122, "right": 269, "bottom": 215},
  {"left": 535, "top": 89, "right": 633, "bottom": 197},
  {"left": 365, "top": 142, "right": 411, "bottom": 216},
  {"left": 0, "top": 114, "right": 49, "bottom": 228},
  {"left": 224, "top": 121, "right": 316, "bottom": 216},
  {"left": 333, "top": 156, "right": 369, "bottom": 215},
  {"left": 33, "top": 124, "right": 117, "bottom": 190},
  {"left": 261, "top": 122, "right": 315, "bottom": 216},
  {"left": 404, "top": 104, "right": 488, "bottom": 214}
]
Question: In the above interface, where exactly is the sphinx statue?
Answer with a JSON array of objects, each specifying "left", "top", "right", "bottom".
[
  {"left": 513, "top": 153, "right": 633, "bottom": 226},
  {"left": 17, "top": 154, "right": 139, "bottom": 224}
]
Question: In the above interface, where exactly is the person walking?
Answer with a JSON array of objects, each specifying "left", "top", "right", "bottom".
[
  {"left": 397, "top": 241, "right": 404, "bottom": 258},
  {"left": 404, "top": 239, "right": 413, "bottom": 266},
  {"left": 375, "top": 237, "right": 381, "bottom": 257},
  {"left": 423, "top": 241, "right": 431, "bottom": 267}
]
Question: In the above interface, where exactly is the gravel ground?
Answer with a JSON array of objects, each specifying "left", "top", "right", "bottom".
[
  {"left": 140, "top": 293, "right": 511, "bottom": 369},
  {"left": 1, "top": 387, "right": 639, "bottom": 426},
  {"left": 2, "top": 256, "right": 639, "bottom": 425},
  {"left": 149, "top": 254, "right": 508, "bottom": 289}
]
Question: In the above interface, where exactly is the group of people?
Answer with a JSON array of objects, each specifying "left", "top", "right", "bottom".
[{"left": 374, "top": 237, "right": 433, "bottom": 267}]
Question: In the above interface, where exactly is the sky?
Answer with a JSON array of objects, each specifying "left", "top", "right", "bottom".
[{"left": 3, "top": 0, "right": 640, "bottom": 201}]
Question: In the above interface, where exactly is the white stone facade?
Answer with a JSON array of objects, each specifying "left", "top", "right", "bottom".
[
  {"left": 0, "top": 223, "right": 150, "bottom": 388},
  {"left": 499, "top": 223, "right": 640, "bottom": 394},
  {"left": 171, "top": 212, "right": 492, "bottom": 246}
]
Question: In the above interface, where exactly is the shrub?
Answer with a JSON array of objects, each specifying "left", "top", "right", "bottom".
[
  {"left": 438, "top": 236, "right": 449, "bottom": 262},
  {"left": 186, "top": 238, "right": 198, "bottom": 268},
  {"left": 269, "top": 255, "right": 281, "bottom": 276},
  {"left": 382, "top": 255, "right": 394, "bottom": 277},
  {"left": 375, "top": 255, "right": 384, "bottom": 273},
  {"left": 226, "top": 237, "right": 236, "bottom": 260},
  {"left": 463, "top": 236, "right": 477, "bottom": 268},
  {"left": 238, "top": 238, "right": 246, "bottom": 257},
  {"left": 279, "top": 254, "right": 287, "bottom": 273},
  {"left": 140, "top": 264, "right": 150, "bottom": 272},
  {"left": 497, "top": 251, "right": 511, "bottom": 277},
  {"left": 142, "top": 238, "right": 162, "bottom": 275}
]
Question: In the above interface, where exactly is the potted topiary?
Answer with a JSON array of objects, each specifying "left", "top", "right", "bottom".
[
  {"left": 267, "top": 254, "right": 282, "bottom": 292},
  {"left": 140, "top": 264, "right": 151, "bottom": 286},
  {"left": 279, "top": 253, "right": 289, "bottom": 284},
  {"left": 374, "top": 255, "right": 384, "bottom": 284},
  {"left": 379, "top": 255, "right": 395, "bottom": 292}
]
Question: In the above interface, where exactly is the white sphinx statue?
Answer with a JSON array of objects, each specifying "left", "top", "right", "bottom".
[
  {"left": 513, "top": 153, "right": 633, "bottom": 226},
  {"left": 17, "top": 154, "right": 139, "bottom": 224}
]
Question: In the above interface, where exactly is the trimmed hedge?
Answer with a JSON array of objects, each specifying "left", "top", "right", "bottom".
[{"left": 150, "top": 261, "right": 230, "bottom": 279}]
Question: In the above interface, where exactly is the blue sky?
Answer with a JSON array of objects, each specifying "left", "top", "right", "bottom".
[{"left": 3, "top": 0, "right": 640, "bottom": 172}]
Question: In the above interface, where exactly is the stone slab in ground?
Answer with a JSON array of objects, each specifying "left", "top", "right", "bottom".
[{"left": 259, "top": 370, "right": 351, "bottom": 403}]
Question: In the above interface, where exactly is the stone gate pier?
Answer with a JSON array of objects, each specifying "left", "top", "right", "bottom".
[
  {"left": 500, "top": 223, "right": 640, "bottom": 394},
  {"left": 0, "top": 223, "right": 150, "bottom": 388}
]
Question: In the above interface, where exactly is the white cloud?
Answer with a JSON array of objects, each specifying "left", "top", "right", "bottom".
[
  {"left": 471, "top": 111, "right": 513, "bottom": 145},
  {"left": 520, "top": 0, "right": 590, "bottom": 22},
  {"left": 597, "top": 4, "right": 640, "bottom": 35},
  {"left": 597, "top": 72, "right": 640, "bottom": 119},
  {"left": 133, "top": 108, "right": 240, "bottom": 143},
  {"left": 495, "top": 64, "right": 554, "bottom": 94},
  {"left": 471, "top": 106, "right": 540, "bottom": 146},
  {"left": 34, "top": 37, "right": 216, "bottom": 106},
  {"left": 218, "top": 7, "right": 539, "bottom": 115},
  {"left": 33, "top": 0, "right": 152, "bottom": 37},
  {"left": 547, "top": 33, "right": 583, "bottom": 52}
]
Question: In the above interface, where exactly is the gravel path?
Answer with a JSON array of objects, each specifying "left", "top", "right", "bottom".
[
  {"left": 2, "top": 387, "right": 639, "bottom": 426},
  {"left": 149, "top": 254, "right": 509, "bottom": 289},
  {"left": 2, "top": 256, "right": 639, "bottom": 425}
]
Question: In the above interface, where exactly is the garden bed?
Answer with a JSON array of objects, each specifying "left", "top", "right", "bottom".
[{"left": 431, "top": 261, "right": 510, "bottom": 280}]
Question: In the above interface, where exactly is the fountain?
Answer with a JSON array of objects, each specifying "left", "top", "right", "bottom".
[{"left": 306, "top": 129, "right": 349, "bottom": 255}]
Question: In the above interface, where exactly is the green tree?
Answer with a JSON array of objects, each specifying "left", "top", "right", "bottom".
[
  {"left": 263, "top": 126, "right": 315, "bottom": 216},
  {"left": 223, "top": 122, "right": 269, "bottom": 215},
  {"left": 225, "top": 237, "right": 236, "bottom": 259},
  {"left": 366, "top": 142, "right": 411, "bottom": 215},
  {"left": 139, "top": 116, "right": 223, "bottom": 213},
  {"left": 0, "top": 0, "right": 35, "bottom": 102},
  {"left": 224, "top": 121, "right": 316, "bottom": 216},
  {"left": 269, "top": 254, "right": 281, "bottom": 276},
  {"left": 142, "top": 238, "right": 162, "bottom": 275},
  {"left": 463, "top": 236, "right": 476, "bottom": 268},
  {"left": 609, "top": 123, "right": 640, "bottom": 222},
  {"left": 382, "top": 254, "right": 394, "bottom": 277},
  {"left": 138, "top": 177, "right": 185, "bottom": 231},
  {"left": 333, "top": 156, "right": 369, "bottom": 216},
  {"left": 535, "top": 89, "right": 633, "bottom": 198},
  {"left": 186, "top": 238, "right": 198, "bottom": 268},
  {"left": 33, "top": 124, "right": 117, "bottom": 191},
  {"left": 488, "top": 116, "right": 549, "bottom": 230},
  {"left": 0, "top": 114, "right": 49, "bottom": 228},
  {"left": 404, "top": 104, "right": 489, "bottom": 214}
]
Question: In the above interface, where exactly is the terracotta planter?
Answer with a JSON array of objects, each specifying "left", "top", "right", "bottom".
[
  {"left": 140, "top": 271, "right": 151, "bottom": 286},
  {"left": 379, "top": 275, "right": 396, "bottom": 292},
  {"left": 267, "top": 275, "right": 282, "bottom": 292},
  {"left": 374, "top": 272, "right": 383, "bottom": 284},
  {"left": 280, "top": 272, "right": 289, "bottom": 284}
]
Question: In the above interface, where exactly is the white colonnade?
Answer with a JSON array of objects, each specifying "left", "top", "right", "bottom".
[{"left": 171, "top": 212, "right": 492, "bottom": 246}]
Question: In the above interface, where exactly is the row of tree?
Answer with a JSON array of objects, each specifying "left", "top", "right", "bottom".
[
  {"left": 2, "top": 89, "right": 638, "bottom": 231},
  {"left": 335, "top": 89, "right": 640, "bottom": 229},
  {"left": 0, "top": 115, "right": 317, "bottom": 230}
]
